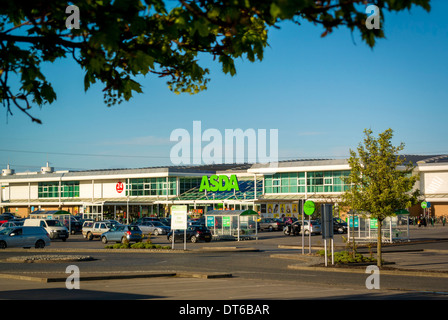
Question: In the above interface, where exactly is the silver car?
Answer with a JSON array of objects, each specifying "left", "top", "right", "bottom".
[
  {"left": 0, "top": 220, "right": 24, "bottom": 230},
  {"left": 136, "top": 221, "right": 170, "bottom": 236},
  {"left": 0, "top": 226, "right": 51, "bottom": 249},
  {"left": 302, "top": 220, "right": 322, "bottom": 235}
]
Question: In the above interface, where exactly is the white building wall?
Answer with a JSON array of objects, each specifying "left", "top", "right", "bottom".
[
  {"left": 79, "top": 179, "right": 128, "bottom": 199},
  {"left": 9, "top": 183, "right": 29, "bottom": 200},
  {"left": 423, "top": 172, "right": 448, "bottom": 195}
]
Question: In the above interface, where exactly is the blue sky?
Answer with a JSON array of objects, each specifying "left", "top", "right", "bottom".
[{"left": 1, "top": 1, "right": 447, "bottom": 171}]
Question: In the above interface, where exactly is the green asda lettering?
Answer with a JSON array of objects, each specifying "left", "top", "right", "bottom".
[{"left": 199, "top": 175, "right": 239, "bottom": 192}]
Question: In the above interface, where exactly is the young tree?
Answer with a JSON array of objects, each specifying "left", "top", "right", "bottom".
[
  {"left": 0, "top": 1, "right": 430, "bottom": 123},
  {"left": 341, "top": 128, "right": 419, "bottom": 267}
]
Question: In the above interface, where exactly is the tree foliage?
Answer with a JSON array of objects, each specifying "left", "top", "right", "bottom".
[
  {"left": 0, "top": 0, "right": 431, "bottom": 123},
  {"left": 341, "top": 128, "right": 420, "bottom": 266}
]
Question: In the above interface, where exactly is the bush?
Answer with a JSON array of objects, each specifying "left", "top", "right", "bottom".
[
  {"left": 105, "top": 240, "right": 171, "bottom": 250},
  {"left": 318, "top": 250, "right": 376, "bottom": 264}
]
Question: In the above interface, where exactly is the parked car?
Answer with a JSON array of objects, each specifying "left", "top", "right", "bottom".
[
  {"left": 0, "top": 213, "right": 18, "bottom": 225},
  {"left": 0, "top": 220, "right": 24, "bottom": 230},
  {"left": 259, "top": 218, "right": 284, "bottom": 231},
  {"left": 0, "top": 226, "right": 50, "bottom": 249},
  {"left": 23, "top": 218, "right": 69, "bottom": 241},
  {"left": 303, "top": 220, "right": 321, "bottom": 235},
  {"left": 160, "top": 218, "right": 171, "bottom": 226},
  {"left": 167, "top": 225, "right": 212, "bottom": 243},
  {"left": 101, "top": 225, "right": 143, "bottom": 244},
  {"left": 283, "top": 220, "right": 321, "bottom": 235},
  {"left": 333, "top": 218, "right": 348, "bottom": 234},
  {"left": 134, "top": 217, "right": 160, "bottom": 225},
  {"left": 82, "top": 220, "right": 117, "bottom": 240},
  {"left": 66, "top": 217, "right": 83, "bottom": 235},
  {"left": 134, "top": 220, "right": 170, "bottom": 236}
]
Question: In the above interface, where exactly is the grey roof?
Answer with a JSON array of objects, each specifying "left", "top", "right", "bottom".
[{"left": 1, "top": 155, "right": 446, "bottom": 181}]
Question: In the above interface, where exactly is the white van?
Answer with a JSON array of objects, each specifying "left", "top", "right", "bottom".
[
  {"left": 0, "top": 226, "right": 50, "bottom": 249},
  {"left": 24, "top": 219, "right": 69, "bottom": 241}
]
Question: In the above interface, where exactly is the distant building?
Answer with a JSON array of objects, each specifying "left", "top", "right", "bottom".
[{"left": 1, "top": 155, "right": 447, "bottom": 221}]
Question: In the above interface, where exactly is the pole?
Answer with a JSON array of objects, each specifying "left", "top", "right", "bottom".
[
  {"left": 308, "top": 214, "right": 311, "bottom": 254},
  {"left": 331, "top": 238, "right": 334, "bottom": 265},
  {"left": 324, "top": 239, "right": 327, "bottom": 267},
  {"left": 301, "top": 200, "right": 305, "bottom": 255}
]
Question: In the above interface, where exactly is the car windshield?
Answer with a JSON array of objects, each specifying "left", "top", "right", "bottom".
[
  {"left": 46, "top": 220, "right": 63, "bottom": 227},
  {"left": 0, "top": 228, "right": 13, "bottom": 235}
]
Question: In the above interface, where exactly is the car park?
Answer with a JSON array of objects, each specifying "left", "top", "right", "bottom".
[
  {"left": 167, "top": 225, "right": 212, "bottom": 243},
  {"left": 134, "top": 220, "right": 170, "bottom": 236},
  {"left": 259, "top": 218, "right": 284, "bottom": 231},
  {"left": 101, "top": 225, "right": 143, "bottom": 244},
  {"left": 0, "top": 226, "right": 50, "bottom": 249}
]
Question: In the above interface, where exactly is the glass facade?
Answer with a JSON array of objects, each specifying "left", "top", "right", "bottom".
[
  {"left": 179, "top": 177, "right": 202, "bottom": 194},
  {"left": 38, "top": 181, "right": 80, "bottom": 198},
  {"left": 264, "top": 171, "right": 350, "bottom": 194},
  {"left": 127, "top": 177, "right": 177, "bottom": 196}
]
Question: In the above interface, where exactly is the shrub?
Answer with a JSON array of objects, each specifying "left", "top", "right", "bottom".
[{"left": 318, "top": 250, "right": 376, "bottom": 264}]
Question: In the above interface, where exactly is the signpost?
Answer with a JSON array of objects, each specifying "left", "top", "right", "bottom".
[
  {"left": 303, "top": 200, "right": 315, "bottom": 254},
  {"left": 321, "top": 204, "right": 334, "bottom": 266},
  {"left": 171, "top": 205, "right": 188, "bottom": 250}
]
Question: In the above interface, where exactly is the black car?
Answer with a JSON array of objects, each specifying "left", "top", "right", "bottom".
[
  {"left": 167, "top": 225, "right": 212, "bottom": 243},
  {"left": 333, "top": 218, "right": 348, "bottom": 234}
]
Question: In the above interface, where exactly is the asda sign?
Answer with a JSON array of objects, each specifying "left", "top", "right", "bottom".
[{"left": 199, "top": 174, "right": 239, "bottom": 192}]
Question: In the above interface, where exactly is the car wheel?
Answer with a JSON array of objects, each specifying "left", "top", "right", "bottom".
[
  {"left": 121, "top": 237, "right": 127, "bottom": 244},
  {"left": 168, "top": 235, "right": 174, "bottom": 242},
  {"left": 0, "top": 241, "right": 6, "bottom": 249},
  {"left": 337, "top": 227, "right": 344, "bottom": 234},
  {"left": 87, "top": 232, "right": 93, "bottom": 240},
  {"left": 101, "top": 236, "right": 108, "bottom": 244},
  {"left": 268, "top": 226, "right": 273, "bottom": 232},
  {"left": 190, "top": 235, "right": 197, "bottom": 243},
  {"left": 35, "top": 240, "right": 45, "bottom": 249},
  {"left": 153, "top": 229, "right": 159, "bottom": 236}
]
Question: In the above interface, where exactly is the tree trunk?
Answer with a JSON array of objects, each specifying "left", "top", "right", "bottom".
[{"left": 377, "top": 219, "right": 382, "bottom": 267}]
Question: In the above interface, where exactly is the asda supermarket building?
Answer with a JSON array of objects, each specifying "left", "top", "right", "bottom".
[{"left": 1, "top": 155, "right": 448, "bottom": 221}]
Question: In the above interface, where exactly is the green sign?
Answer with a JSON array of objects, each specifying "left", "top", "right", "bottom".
[
  {"left": 303, "top": 200, "right": 315, "bottom": 216},
  {"left": 348, "top": 216, "right": 359, "bottom": 228},
  {"left": 206, "top": 216, "right": 215, "bottom": 227},
  {"left": 421, "top": 201, "right": 427, "bottom": 209},
  {"left": 223, "top": 216, "right": 231, "bottom": 227},
  {"left": 370, "top": 218, "right": 378, "bottom": 229},
  {"left": 199, "top": 174, "right": 239, "bottom": 192}
]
